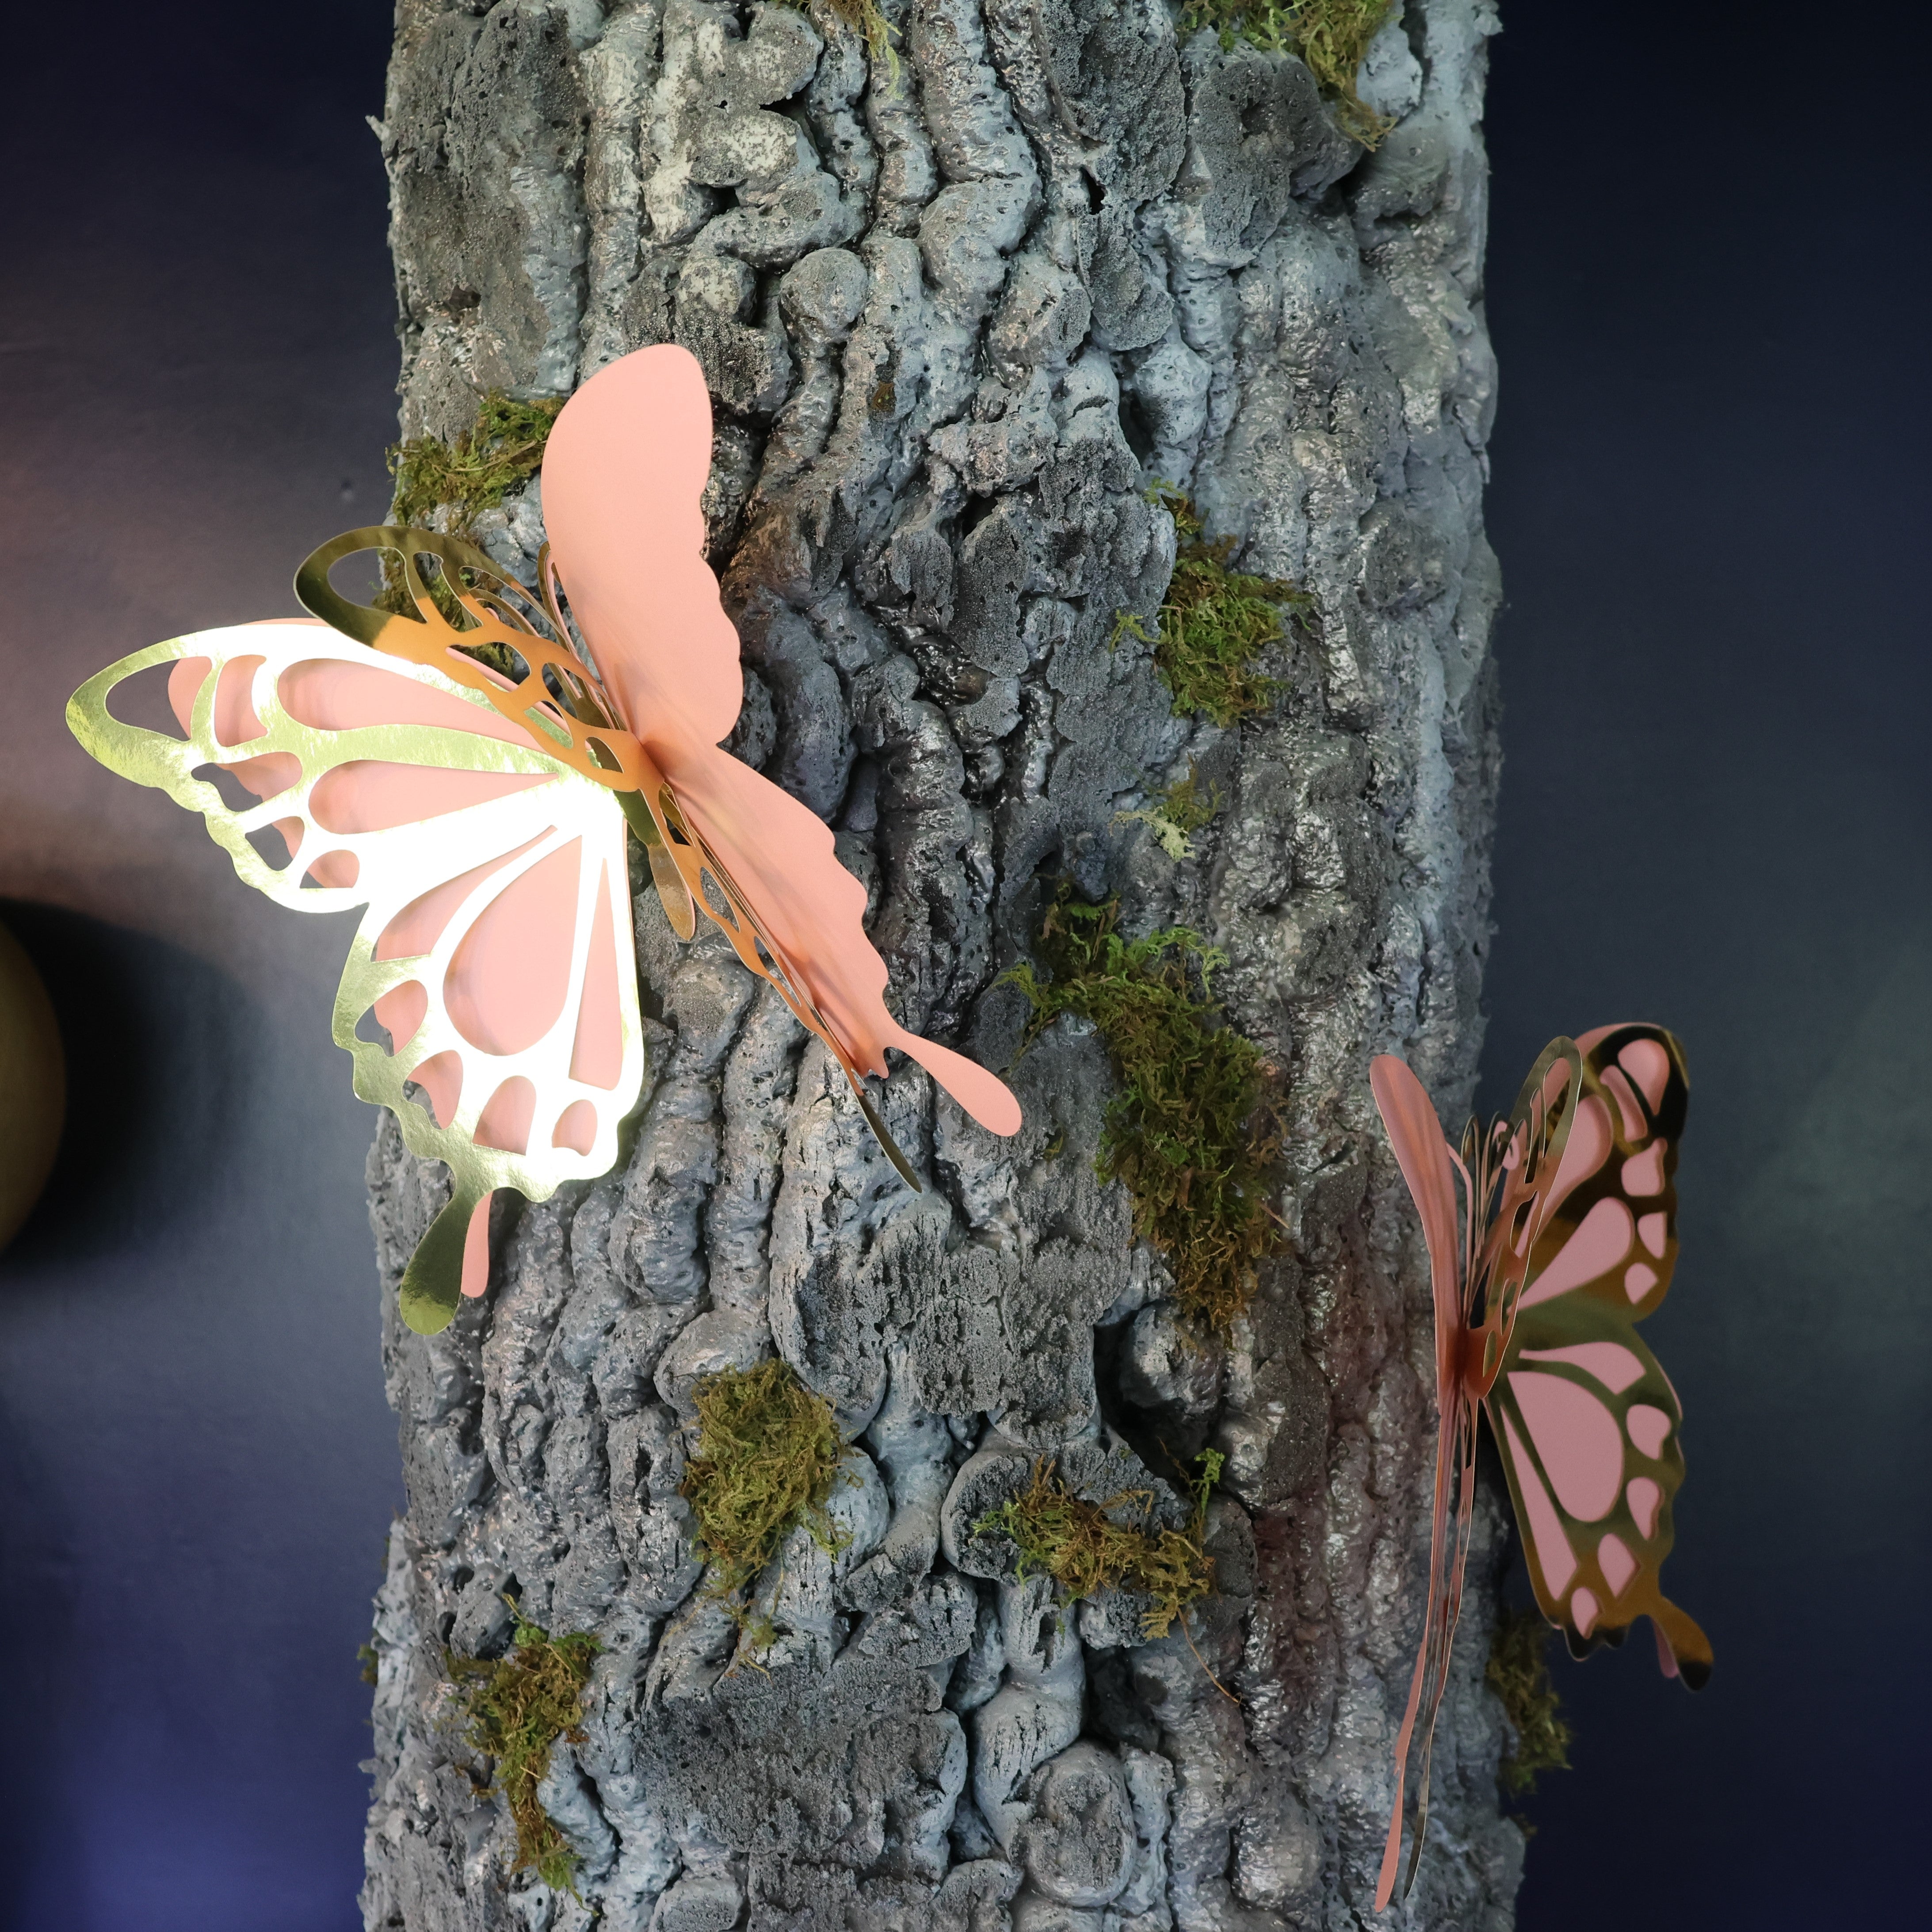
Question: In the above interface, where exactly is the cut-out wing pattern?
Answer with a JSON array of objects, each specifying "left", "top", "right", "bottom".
[
  {"left": 1492, "top": 1024, "right": 1711, "bottom": 1681},
  {"left": 67, "top": 623, "right": 645, "bottom": 1333},
  {"left": 1369, "top": 1027, "right": 1707, "bottom": 1910}
]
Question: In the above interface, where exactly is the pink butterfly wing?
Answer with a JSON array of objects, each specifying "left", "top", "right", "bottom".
[
  {"left": 1369, "top": 1056, "right": 1479, "bottom": 1911},
  {"left": 666, "top": 749, "right": 1021, "bottom": 1135},
  {"left": 1371, "top": 1055, "right": 1464, "bottom": 1377},
  {"left": 170, "top": 641, "right": 611, "bottom": 1110},
  {"left": 153, "top": 630, "right": 644, "bottom": 1311},
  {"left": 1486, "top": 1025, "right": 1711, "bottom": 1685},
  {"left": 542, "top": 344, "right": 1021, "bottom": 1140},
  {"left": 540, "top": 344, "right": 744, "bottom": 755},
  {"left": 168, "top": 628, "right": 561, "bottom": 908}
]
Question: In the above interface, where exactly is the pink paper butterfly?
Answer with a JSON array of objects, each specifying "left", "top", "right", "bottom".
[
  {"left": 69, "top": 345, "right": 1020, "bottom": 1332},
  {"left": 1370, "top": 1026, "right": 1711, "bottom": 1908}
]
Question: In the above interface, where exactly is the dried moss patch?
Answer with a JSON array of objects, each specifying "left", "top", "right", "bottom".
[
  {"left": 789, "top": 0, "right": 897, "bottom": 77},
  {"left": 1488, "top": 1604, "right": 1574, "bottom": 1795},
  {"left": 1179, "top": 0, "right": 1397, "bottom": 147},
  {"left": 680, "top": 1359, "right": 851, "bottom": 1604},
  {"left": 1115, "top": 759, "right": 1224, "bottom": 860},
  {"left": 448, "top": 1610, "right": 601, "bottom": 1894},
  {"left": 1004, "top": 888, "right": 1280, "bottom": 1332},
  {"left": 389, "top": 391, "right": 565, "bottom": 535},
  {"left": 378, "top": 392, "right": 565, "bottom": 623},
  {"left": 976, "top": 1449, "right": 1222, "bottom": 1638},
  {"left": 1115, "top": 485, "right": 1310, "bottom": 727}
]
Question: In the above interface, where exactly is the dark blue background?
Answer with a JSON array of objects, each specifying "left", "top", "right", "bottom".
[
  {"left": 2, "top": 6, "right": 400, "bottom": 1927},
  {"left": 2, "top": 4, "right": 1922, "bottom": 1926},
  {"left": 1478, "top": 3, "right": 1930, "bottom": 1922}
]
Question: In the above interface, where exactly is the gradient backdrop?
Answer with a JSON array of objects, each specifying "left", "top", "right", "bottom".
[{"left": 2, "top": 4, "right": 1923, "bottom": 1928}]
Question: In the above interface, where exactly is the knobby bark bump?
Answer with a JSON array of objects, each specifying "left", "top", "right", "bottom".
[{"left": 359, "top": 3, "right": 1517, "bottom": 1927}]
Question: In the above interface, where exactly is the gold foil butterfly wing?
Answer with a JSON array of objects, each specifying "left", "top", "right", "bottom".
[
  {"left": 68, "top": 620, "right": 647, "bottom": 1334},
  {"left": 1489, "top": 1024, "right": 1710, "bottom": 1683}
]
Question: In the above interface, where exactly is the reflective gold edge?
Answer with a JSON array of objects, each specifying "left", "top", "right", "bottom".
[{"left": 69, "top": 628, "right": 649, "bottom": 1264}]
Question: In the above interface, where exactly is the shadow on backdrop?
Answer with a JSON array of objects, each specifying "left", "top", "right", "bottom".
[
  {"left": 0, "top": 906, "right": 394, "bottom": 1932},
  {"left": 0, "top": 1394, "right": 79, "bottom": 1913},
  {"left": 0, "top": 902, "right": 244, "bottom": 1271},
  {"left": 3, "top": 2, "right": 400, "bottom": 1926},
  {"left": 0, "top": 905, "right": 255, "bottom": 1912}
]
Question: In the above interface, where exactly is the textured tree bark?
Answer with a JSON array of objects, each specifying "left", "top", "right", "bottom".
[{"left": 359, "top": 3, "right": 1518, "bottom": 1928}]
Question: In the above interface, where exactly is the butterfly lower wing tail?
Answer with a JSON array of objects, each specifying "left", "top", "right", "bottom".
[
  {"left": 891, "top": 1029, "right": 1024, "bottom": 1138},
  {"left": 400, "top": 1183, "right": 495, "bottom": 1334},
  {"left": 844, "top": 1072, "right": 923, "bottom": 1193},
  {"left": 1646, "top": 1590, "right": 1713, "bottom": 1689}
]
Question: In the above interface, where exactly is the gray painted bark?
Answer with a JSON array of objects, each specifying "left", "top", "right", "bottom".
[{"left": 358, "top": 3, "right": 1519, "bottom": 1927}]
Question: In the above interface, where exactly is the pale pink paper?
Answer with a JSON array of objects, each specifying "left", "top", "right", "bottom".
[
  {"left": 1367, "top": 1055, "right": 1474, "bottom": 1913},
  {"left": 1507, "top": 1370, "right": 1624, "bottom": 1520},
  {"left": 542, "top": 345, "right": 1022, "bottom": 1138}
]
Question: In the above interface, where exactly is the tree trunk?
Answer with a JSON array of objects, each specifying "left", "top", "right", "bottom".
[{"left": 359, "top": 3, "right": 1516, "bottom": 1928}]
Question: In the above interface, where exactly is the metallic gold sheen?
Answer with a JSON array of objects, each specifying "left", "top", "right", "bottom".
[
  {"left": 67, "top": 627, "right": 647, "bottom": 1333},
  {"left": 297, "top": 527, "right": 915, "bottom": 1184},
  {"left": 295, "top": 526, "right": 654, "bottom": 793},
  {"left": 1493, "top": 1026, "right": 1709, "bottom": 1680}
]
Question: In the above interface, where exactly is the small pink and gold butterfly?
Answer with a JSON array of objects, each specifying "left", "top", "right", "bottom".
[
  {"left": 1370, "top": 1026, "right": 1710, "bottom": 1909},
  {"left": 69, "top": 345, "right": 1021, "bottom": 1333}
]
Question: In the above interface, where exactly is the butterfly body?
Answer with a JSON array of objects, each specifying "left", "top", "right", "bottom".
[
  {"left": 68, "top": 344, "right": 1021, "bottom": 1332},
  {"left": 1370, "top": 1026, "right": 1710, "bottom": 1909}
]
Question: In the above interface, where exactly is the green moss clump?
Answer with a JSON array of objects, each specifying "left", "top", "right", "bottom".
[
  {"left": 378, "top": 392, "right": 565, "bottom": 625},
  {"left": 1487, "top": 1604, "right": 1574, "bottom": 1795},
  {"left": 389, "top": 391, "right": 565, "bottom": 535},
  {"left": 1004, "top": 888, "right": 1280, "bottom": 1332},
  {"left": 680, "top": 1359, "right": 851, "bottom": 1605},
  {"left": 448, "top": 1610, "right": 601, "bottom": 1894},
  {"left": 813, "top": 0, "right": 898, "bottom": 77},
  {"left": 1115, "top": 485, "right": 1310, "bottom": 728},
  {"left": 358, "top": 1639, "right": 379, "bottom": 1687},
  {"left": 1154, "top": 760, "right": 1223, "bottom": 838},
  {"left": 1178, "top": 0, "right": 1397, "bottom": 147},
  {"left": 975, "top": 1449, "right": 1223, "bottom": 1638},
  {"left": 1115, "top": 759, "right": 1225, "bottom": 859}
]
